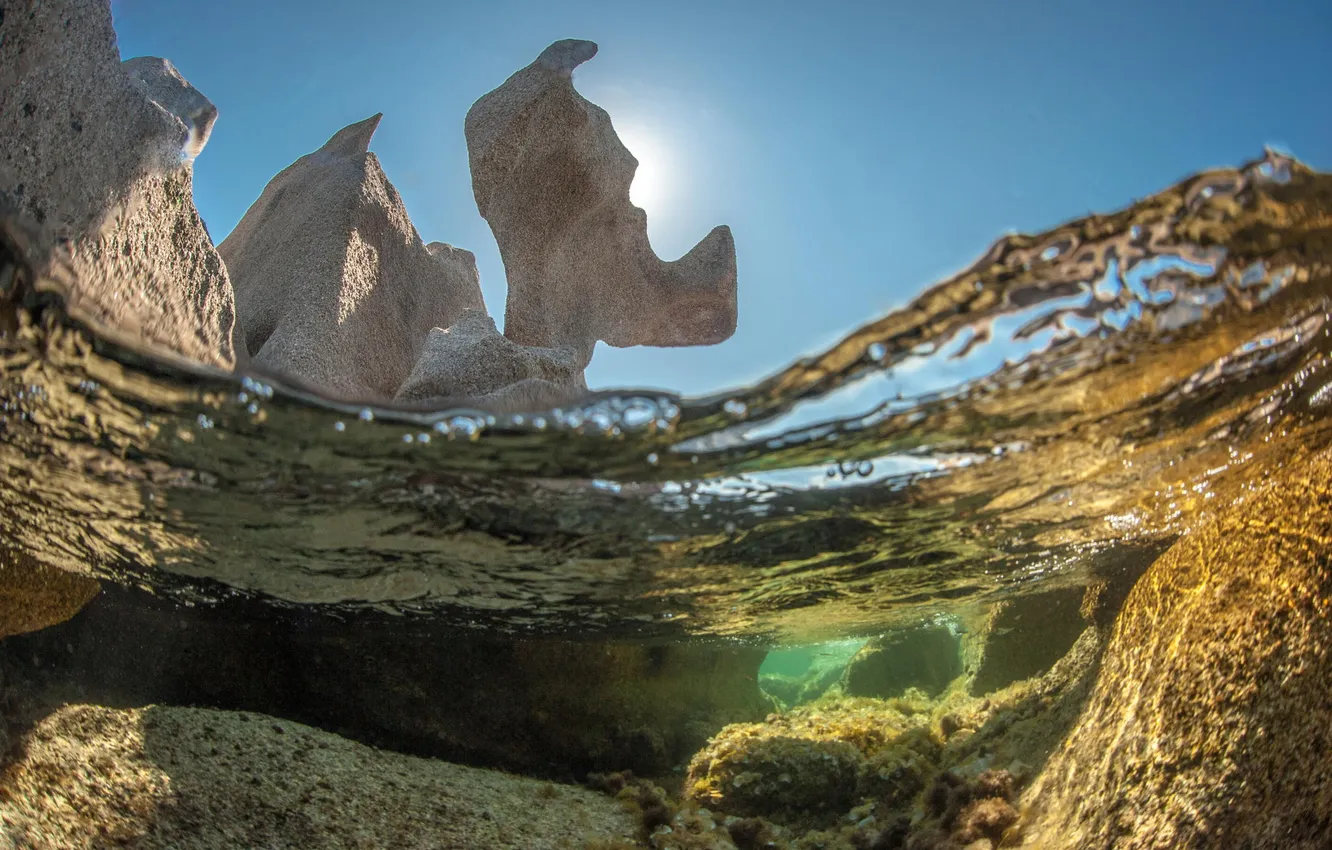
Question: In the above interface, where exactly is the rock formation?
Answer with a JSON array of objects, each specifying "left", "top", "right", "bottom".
[
  {"left": 394, "top": 308, "right": 586, "bottom": 409},
  {"left": 222, "top": 38, "right": 740, "bottom": 410},
  {"left": 0, "top": 548, "right": 100, "bottom": 641},
  {"left": 465, "top": 39, "right": 738, "bottom": 370},
  {"left": 1020, "top": 445, "right": 1332, "bottom": 849},
  {"left": 0, "top": 1, "right": 237, "bottom": 367},
  {"left": 0, "top": 704, "right": 639, "bottom": 850},
  {"left": 123, "top": 57, "right": 219, "bottom": 161},
  {"left": 220, "top": 114, "right": 486, "bottom": 401}
]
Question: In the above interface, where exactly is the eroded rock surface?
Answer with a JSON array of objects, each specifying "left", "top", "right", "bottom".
[
  {"left": 220, "top": 115, "right": 486, "bottom": 401},
  {"left": 1021, "top": 445, "right": 1332, "bottom": 849},
  {"left": 465, "top": 39, "right": 738, "bottom": 368},
  {"left": 123, "top": 56, "right": 219, "bottom": 160},
  {"left": 395, "top": 308, "right": 586, "bottom": 410},
  {"left": 0, "top": 704, "right": 638, "bottom": 850},
  {"left": 0, "top": 1, "right": 236, "bottom": 367}
]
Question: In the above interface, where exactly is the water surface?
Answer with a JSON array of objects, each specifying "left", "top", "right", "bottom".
[{"left": 2, "top": 150, "right": 1329, "bottom": 645}]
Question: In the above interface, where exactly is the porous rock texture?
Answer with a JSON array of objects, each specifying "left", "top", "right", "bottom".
[
  {"left": 0, "top": 0, "right": 237, "bottom": 367},
  {"left": 465, "top": 39, "right": 738, "bottom": 369},
  {"left": 394, "top": 308, "right": 587, "bottom": 410},
  {"left": 1020, "top": 445, "right": 1332, "bottom": 849},
  {"left": 220, "top": 114, "right": 486, "bottom": 401},
  {"left": 0, "top": 704, "right": 639, "bottom": 850}
]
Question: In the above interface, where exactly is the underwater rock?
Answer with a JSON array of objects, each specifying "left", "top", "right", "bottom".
[
  {"left": 0, "top": 582, "right": 770, "bottom": 778},
  {"left": 465, "top": 39, "right": 738, "bottom": 370},
  {"left": 0, "top": 1, "right": 237, "bottom": 367},
  {"left": 1021, "top": 445, "right": 1332, "bottom": 849},
  {"left": 842, "top": 623, "right": 963, "bottom": 699},
  {"left": 0, "top": 703, "right": 639, "bottom": 849},
  {"left": 220, "top": 114, "right": 486, "bottom": 401},
  {"left": 964, "top": 585, "right": 1089, "bottom": 697},
  {"left": 0, "top": 548, "right": 99, "bottom": 640},
  {"left": 394, "top": 308, "right": 587, "bottom": 411},
  {"left": 685, "top": 698, "right": 934, "bottom": 826},
  {"left": 688, "top": 733, "right": 865, "bottom": 823}
]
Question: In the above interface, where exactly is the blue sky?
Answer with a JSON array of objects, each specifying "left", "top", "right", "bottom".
[{"left": 110, "top": 0, "right": 1332, "bottom": 397}]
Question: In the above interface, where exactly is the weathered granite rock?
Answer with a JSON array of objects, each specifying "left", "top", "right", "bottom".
[
  {"left": 842, "top": 623, "right": 964, "bottom": 699},
  {"left": 0, "top": 2, "right": 236, "bottom": 367},
  {"left": 466, "top": 39, "right": 738, "bottom": 369},
  {"left": 395, "top": 308, "right": 586, "bottom": 410},
  {"left": 123, "top": 57, "right": 218, "bottom": 160},
  {"left": 0, "top": 704, "right": 638, "bottom": 850},
  {"left": 220, "top": 114, "right": 486, "bottom": 400},
  {"left": 1020, "top": 446, "right": 1332, "bottom": 849}
]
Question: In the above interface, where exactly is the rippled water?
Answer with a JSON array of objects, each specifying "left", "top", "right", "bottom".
[{"left": 2, "top": 149, "right": 1330, "bottom": 644}]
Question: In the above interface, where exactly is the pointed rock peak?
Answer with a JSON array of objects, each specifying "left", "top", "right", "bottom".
[
  {"left": 321, "top": 113, "right": 384, "bottom": 157},
  {"left": 536, "top": 39, "right": 597, "bottom": 75}
]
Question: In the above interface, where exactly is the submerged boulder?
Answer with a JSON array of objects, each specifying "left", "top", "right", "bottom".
[
  {"left": 0, "top": 548, "right": 100, "bottom": 641},
  {"left": 1021, "top": 445, "right": 1332, "bottom": 848},
  {"left": 0, "top": 704, "right": 639, "bottom": 849},
  {"left": 465, "top": 39, "right": 738, "bottom": 369},
  {"left": 220, "top": 114, "right": 486, "bottom": 401},
  {"left": 0, "top": 1, "right": 237, "bottom": 367}
]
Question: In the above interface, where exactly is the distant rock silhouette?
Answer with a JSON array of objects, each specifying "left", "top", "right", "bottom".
[
  {"left": 220, "top": 114, "right": 486, "bottom": 401},
  {"left": 0, "top": 1, "right": 237, "bottom": 367}
]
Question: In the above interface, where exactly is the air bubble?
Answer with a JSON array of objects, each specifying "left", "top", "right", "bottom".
[
  {"left": 621, "top": 400, "right": 657, "bottom": 430},
  {"left": 358, "top": 408, "right": 375, "bottom": 423},
  {"left": 722, "top": 399, "right": 747, "bottom": 418},
  {"left": 334, "top": 421, "right": 346, "bottom": 432},
  {"left": 449, "top": 416, "right": 480, "bottom": 440},
  {"left": 646, "top": 452, "right": 659, "bottom": 465},
  {"left": 246, "top": 402, "right": 259, "bottom": 415},
  {"left": 402, "top": 433, "right": 414, "bottom": 443},
  {"left": 867, "top": 342, "right": 887, "bottom": 362},
  {"left": 417, "top": 432, "right": 431, "bottom": 443}
]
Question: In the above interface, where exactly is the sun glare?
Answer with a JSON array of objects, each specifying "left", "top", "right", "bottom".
[{"left": 616, "top": 124, "right": 672, "bottom": 216}]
